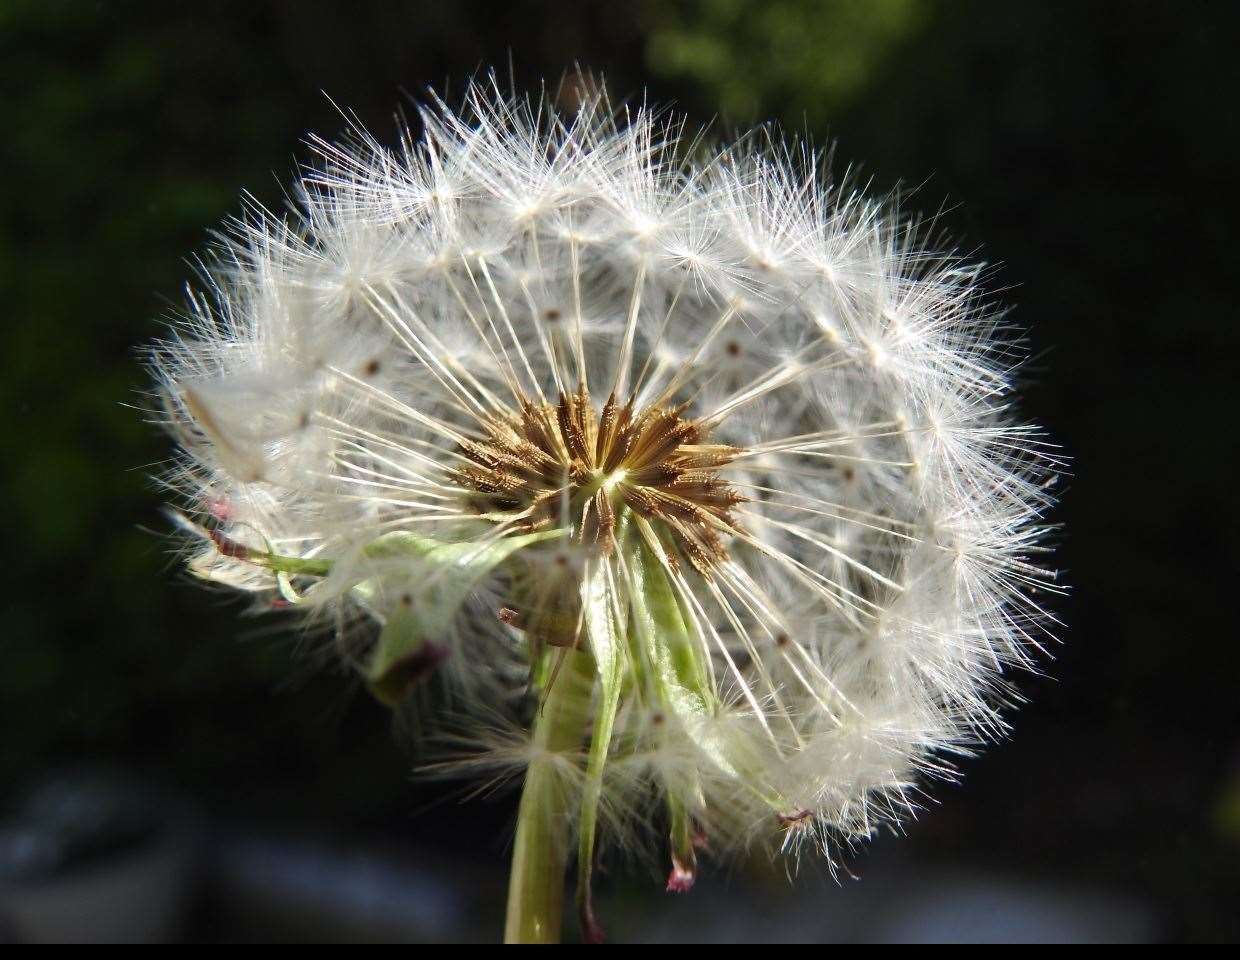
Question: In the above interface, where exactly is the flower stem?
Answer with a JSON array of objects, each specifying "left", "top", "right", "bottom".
[{"left": 504, "top": 649, "right": 595, "bottom": 944}]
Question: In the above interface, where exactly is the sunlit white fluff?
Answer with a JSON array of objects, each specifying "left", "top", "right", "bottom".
[{"left": 146, "top": 75, "right": 1062, "bottom": 901}]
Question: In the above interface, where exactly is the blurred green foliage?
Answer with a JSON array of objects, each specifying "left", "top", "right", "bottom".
[
  {"left": 648, "top": 0, "right": 925, "bottom": 125},
  {"left": 2, "top": 0, "right": 1238, "bottom": 939}
]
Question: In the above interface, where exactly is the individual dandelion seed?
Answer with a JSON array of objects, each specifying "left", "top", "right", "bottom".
[{"left": 142, "top": 72, "right": 1063, "bottom": 944}]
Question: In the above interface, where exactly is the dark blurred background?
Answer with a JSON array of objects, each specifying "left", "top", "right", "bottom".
[{"left": 2, "top": 0, "right": 1237, "bottom": 943}]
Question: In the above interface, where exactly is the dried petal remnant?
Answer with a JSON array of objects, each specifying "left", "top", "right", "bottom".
[{"left": 452, "top": 384, "right": 746, "bottom": 573}]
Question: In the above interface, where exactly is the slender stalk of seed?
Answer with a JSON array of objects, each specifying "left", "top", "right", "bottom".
[{"left": 504, "top": 648, "right": 595, "bottom": 944}]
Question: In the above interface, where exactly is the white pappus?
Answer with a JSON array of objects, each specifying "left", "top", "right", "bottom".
[{"left": 144, "top": 74, "right": 1063, "bottom": 935}]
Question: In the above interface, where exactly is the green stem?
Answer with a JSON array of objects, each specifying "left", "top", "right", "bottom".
[{"left": 504, "top": 649, "right": 595, "bottom": 944}]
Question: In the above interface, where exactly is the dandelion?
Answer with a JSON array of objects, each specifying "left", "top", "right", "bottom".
[{"left": 145, "top": 74, "right": 1062, "bottom": 943}]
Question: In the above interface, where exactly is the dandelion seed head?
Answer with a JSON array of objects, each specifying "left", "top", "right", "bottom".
[{"left": 145, "top": 74, "right": 1061, "bottom": 888}]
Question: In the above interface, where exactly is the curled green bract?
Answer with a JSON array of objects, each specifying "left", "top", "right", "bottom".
[{"left": 231, "top": 529, "right": 566, "bottom": 705}]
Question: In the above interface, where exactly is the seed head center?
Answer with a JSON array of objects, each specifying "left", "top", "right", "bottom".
[{"left": 453, "top": 383, "right": 746, "bottom": 572}]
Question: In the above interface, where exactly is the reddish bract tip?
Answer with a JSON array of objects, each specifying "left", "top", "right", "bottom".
[
  {"left": 208, "top": 526, "right": 251, "bottom": 559},
  {"left": 665, "top": 857, "right": 696, "bottom": 893},
  {"left": 579, "top": 901, "right": 606, "bottom": 944},
  {"left": 207, "top": 497, "right": 233, "bottom": 521}
]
